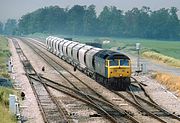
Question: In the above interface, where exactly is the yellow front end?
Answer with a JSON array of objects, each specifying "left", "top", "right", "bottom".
[{"left": 106, "top": 59, "right": 131, "bottom": 78}]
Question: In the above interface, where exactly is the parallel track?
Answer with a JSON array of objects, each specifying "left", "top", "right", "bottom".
[
  {"left": 22, "top": 37, "right": 180, "bottom": 123},
  {"left": 113, "top": 77, "right": 180, "bottom": 123},
  {"left": 11, "top": 38, "right": 69, "bottom": 123},
  {"left": 19, "top": 37, "right": 140, "bottom": 123}
]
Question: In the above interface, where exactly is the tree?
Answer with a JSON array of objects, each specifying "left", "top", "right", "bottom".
[
  {"left": 4, "top": 19, "right": 17, "bottom": 35},
  {"left": 83, "top": 5, "right": 97, "bottom": 35},
  {"left": 149, "top": 8, "right": 170, "bottom": 39},
  {"left": 18, "top": 6, "right": 67, "bottom": 34},
  {"left": 43, "top": 6, "right": 67, "bottom": 34},
  {"left": 167, "top": 7, "right": 180, "bottom": 39},
  {"left": 108, "top": 6, "right": 124, "bottom": 36},
  {"left": 97, "top": 6, "right": 111, "bottom": 36},
  {"left": 124, "top": 8, "right": 145, "bottom": 37},
  {"left": 98, "top": 6, "right": 125, "bottom": 36},
  {"left": 66, "top": 5, "right": 86, "bottom": 35},
  {"left": 17, "top": 5, "right": 180, "bottom": 40}
]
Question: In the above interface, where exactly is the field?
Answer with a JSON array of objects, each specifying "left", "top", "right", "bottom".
[{"left": 0, "top": 36, "right": 16, "bottom": 123}]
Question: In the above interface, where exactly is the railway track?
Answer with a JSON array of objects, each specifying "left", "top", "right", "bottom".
[
  {"left": 18, "top": 37, "right": 140, "bottom": 123},
  {"left": 113, "top": 77, "right": 180, "bottom": 123},
  {"left": 11, "top": 38, "right": 69, "bottom": 123},
  {"left": 29, "top": 75, "right": 137, "bottom": 123},
  {"left": 20, "top": 37, "right": 180, "bottom": 123}
]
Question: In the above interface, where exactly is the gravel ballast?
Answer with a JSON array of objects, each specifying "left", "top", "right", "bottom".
[{"left": 9, "top": 38, "right": 44, "bottom": 123}]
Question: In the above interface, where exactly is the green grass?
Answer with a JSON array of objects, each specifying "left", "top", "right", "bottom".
[
  {"left": 0, "top": 87, "right": 16, "bottom": 123},
  {"left": 0, "top": 87, "right": 14, "bottom": 107},
  {"left": 0, "top": 36, "right": 16, "bottom": 123},
  {"left": 0, "top": 36, "right": 11, "bottom": 79}
]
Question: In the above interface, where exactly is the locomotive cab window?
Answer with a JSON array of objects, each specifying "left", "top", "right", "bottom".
[
  {"left": 109, "top": 59, "right": 119, "bottom": 66},
  {"left": 120, "top": 59, "right": 129, "bottom": 66}
]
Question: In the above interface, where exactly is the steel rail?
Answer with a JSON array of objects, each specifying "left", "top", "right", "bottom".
[
  {"left": 11, "top": 38, "right": 69, "bottom": 123},
  {"left": 20, "top": 37, "right": 140, "bottom": 123},
  {"left": 131, "top": 77, "right": 180, "bottom": 121}
]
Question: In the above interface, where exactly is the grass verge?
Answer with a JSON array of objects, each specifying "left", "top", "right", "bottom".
[
  {"left": 152, "top": 72, "right": 180, "bottom": 96},
  {"left": 142, "top": 51, "right": 180, "bottom": 67},
  {"left": 0, "top": 36, "right": 16, "bottom": 123},
  {"left": 0, "top": 36, "right": 11, "bottom": 79},
  {"left": 0, "top": 87, "right": 16, "bottom": 123}
]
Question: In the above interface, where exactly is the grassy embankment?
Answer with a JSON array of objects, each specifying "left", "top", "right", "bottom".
[
  {"left": 0, "top": 36, "right": 16, "bottom": 123},
  {"left": 153, "top": 72, "right": 180, "bottom": 96},
  {"left": 139, "top": 40, "right": 180, "bottom": 67}
]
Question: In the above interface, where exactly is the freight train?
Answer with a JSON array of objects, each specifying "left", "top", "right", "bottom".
[{"left": 46, "top": 36, "right": 131, "bottom": 90}]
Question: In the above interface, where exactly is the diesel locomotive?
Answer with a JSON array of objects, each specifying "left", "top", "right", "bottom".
[{"left": 46, "top": 36, "right": 131, "bottom": 90}]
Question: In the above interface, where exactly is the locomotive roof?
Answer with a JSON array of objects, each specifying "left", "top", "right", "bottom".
[{"left": 95, "top": 50, "right": 130, "bottom": 60}]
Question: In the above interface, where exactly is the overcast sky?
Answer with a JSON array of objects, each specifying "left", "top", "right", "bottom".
[{"left": 0, "top": 0, "right": 180, "bottom": 23}]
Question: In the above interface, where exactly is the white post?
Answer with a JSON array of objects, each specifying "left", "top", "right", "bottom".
[
  {"left": 136, "top": 43, "right": 141, "bottom": 71},
  {"left": 9, "top": 94, "right": 16, "bottom": 115},
  {"left": 8, "top": 60, "right": 12, "bottom": 72}
]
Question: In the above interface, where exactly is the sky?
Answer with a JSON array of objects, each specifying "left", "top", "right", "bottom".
[{"left": 0, "top": 0, "right": 180, "bottom": 23}]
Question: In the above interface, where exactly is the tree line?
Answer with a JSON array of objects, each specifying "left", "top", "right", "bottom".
[{"left": 0, "top": 5, "right": 180, "bottom": 40}]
